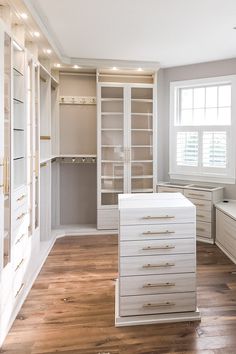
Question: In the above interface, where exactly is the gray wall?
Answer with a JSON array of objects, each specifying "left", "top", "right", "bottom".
[{"left": 157, "top": 58, "right": 236, "bottom": 199}]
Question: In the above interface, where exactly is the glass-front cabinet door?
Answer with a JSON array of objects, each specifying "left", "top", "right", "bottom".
[
  {"left": 2, "top": 32, "right": 12, "bottom": 267},
  {"left": 99, "top": 86, "right": 125, "bottom": 206},
  {"left": 130, "top": 86, "right": 154, "bottom": 193}
]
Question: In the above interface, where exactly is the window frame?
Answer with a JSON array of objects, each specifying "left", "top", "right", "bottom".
[{"left": 169, "top": 75, "right": 236, "bottom": 184}]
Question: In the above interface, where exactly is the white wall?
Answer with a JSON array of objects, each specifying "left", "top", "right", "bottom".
[{"left": 157, "top": 58, "right": 236, "bottom": 198}]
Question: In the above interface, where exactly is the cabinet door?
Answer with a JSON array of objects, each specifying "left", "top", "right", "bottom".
[
  {"left": 129, "top": 86, "right": 154, "bottom": 193},
  {"left": 99, "top": 85, "right": 126, "bottom": 206},
  {"left": 1, "top": 31, "right": 12, "bottom": 267}
]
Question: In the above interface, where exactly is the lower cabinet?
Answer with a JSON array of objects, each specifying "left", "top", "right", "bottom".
[
  {"left": 216, "top": 204, "right": 236, "bottom": 264},
  {"left": 116, "top": 193, "right": 200, "bottom": 326}
]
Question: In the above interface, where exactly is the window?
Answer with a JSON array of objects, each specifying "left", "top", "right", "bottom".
[{"left": 169, "top": 76, "right": 236, "bottom": 183}]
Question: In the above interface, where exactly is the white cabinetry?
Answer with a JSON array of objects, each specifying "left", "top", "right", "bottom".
[
  {"left": 116, "top": 193, "right": 200, "bottom": 326},
  {"left": 97, "top": 75, "right": 157, "bottom": 230},
  {"left": 158, "top": 183, "right": 223, "bottom": 244},
  {"left": 216, "top": 201, "right": 236, "bottom": 264}
]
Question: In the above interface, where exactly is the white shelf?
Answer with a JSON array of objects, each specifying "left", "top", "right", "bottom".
[
  {"left": 131, "top": 160, "right": 152, "bottom": 163},
  {"left": 131, "top": 175, "right": 153, "bottom": 179},
  {"left": 132, "top": 129, "right": 152, "bottom": 131},
  {"left": 101, "top": 189, "right": 123, "bottom": 193},
  {"left": 131, "top": 113, "right": 153, "bottom": 116},
  {"left": 101, "top": 112, "right": 123, "bottom": 116},
  {"left": 102, "top": 145, "right": 122, "bottom": 148},
  {"left": 131, "top": 188, "right": 153, "bottom": 192},
  {"left": 131, "top": 99, "right": 153, "bottom": 102},
  {"left": 101, "top": 98, "right": 123, "bottom": 102},
  {"left": 101, "top": 160, "right": 123, "bottom": 163},
  {"left": 132, "top": 145, "right": 152, "bottom": 147},
  {"left": 102, "top": 176, "right": 123, "bottom": 179}
]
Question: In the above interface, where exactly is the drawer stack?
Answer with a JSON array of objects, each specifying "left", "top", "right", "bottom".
[
  {"left": 158, "top": 183, "right": 224, "bottom": 244},
  {"left": 116, "top": 193, "right": 200, "bottom": 326}
]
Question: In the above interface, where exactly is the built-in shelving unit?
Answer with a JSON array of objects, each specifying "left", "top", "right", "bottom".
[{"left": 97, "top": 72, "right": 157, "bottom": 229}]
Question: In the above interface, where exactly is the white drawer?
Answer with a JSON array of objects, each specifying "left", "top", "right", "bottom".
[
  {"left": 158, "top": 186, "right": 184, "bottom": 193},
  {"left": 188, "top": 198, "right": 212, "bottom": 212},
  {"left": 120, "top": 223, "right": 195, "bottom": 241},
  {"left": 12, "top": 231, "right": 28, "bottom": 271},
  {"left": 217, "top": 212, "right": 236, "bottom": 258},
  {"left": 13, "top": 203, "right": 29, "bottom": 232},
  {"left": 196, "top": 221, "right": 211, "bottom": 239},
  {"left": 120, "top": 238, "right": 195, "bottom": 257},
  {"left": 184, "top": 189, "right": 212, "bottom": 201},
  {"left": 120, "top": 207, "right": 195, "bottom": 226},
  {"left": 119, "top": 292, "right": 196, "bottom": 317},
  {"left": 196, "top": 209, "right": 211, "bottom": 223},
  {"left": 120, "top": 254, "right": 195, "bottom": 276},
  {"left": 13, "top": 268, "right": 25, "bottom": 299},
  {"left": 120, "top": 273, "right": 196, "bottom": 296},
  {"left": 13, "top": 186, "right": 27, "bottom": 211}
]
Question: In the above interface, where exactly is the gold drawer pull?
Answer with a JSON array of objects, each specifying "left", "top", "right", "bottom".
[
  {"left": 142, "top": 230, "right": 175, "bottom": 235},
  {"left": 15, "top": 233, "right": 25, "bottom": 245},
  {"left": 143, "top": 302, "right": 175, "bottom": 308},
  {"left": 40, "top": 135, "right": 51, "bottom": 140},
  {"left": 15, "top": 258, "right": 24, "bottom": 272},
  {"left": 143, "top": 282, "right": 175, "bottom": 288},
  {"left": 142, "top": 245, "right": 175, "bottom": 251},
  {"left": 194, "top": 203, "right": 206, "bottom": 207},
  {"left": 160, "top": 190, "right": 177, "bottom": 193},
  {"left": 197, "top": 227, "right": 205, "bottom": 232},
  {"left": 142, "top": 215, "right": 175, "bottom": 220},
  {"left": 188, "top": 193, "right": 205, "bottom": 197},
  {"left": 17, "top": 212, "right": 26, "bottom": 220},
  {"left": 143, "top": 262, "right": 175, "bottom": 268},
  {"left": 197, "top": 214, "right": 205, "bottom": 218},
  {"left": 17, "top": 194, "right": 26, "bottom": 202},
  {"left": 15, "top": 283, "right": 24, "bottom": 298}
]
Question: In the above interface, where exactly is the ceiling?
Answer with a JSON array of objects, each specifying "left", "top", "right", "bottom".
[{"left": 24, "top": 0, "right": 236, "bottom": 68}]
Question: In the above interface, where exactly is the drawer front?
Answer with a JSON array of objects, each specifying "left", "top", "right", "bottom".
[
  {"left": 120, "top": 207, "right": 195, "bottom": 226},
  {"left": 196, "top": 209, "right": 211, "bottom": 223},
  {"left": 184, "top": 189, "right": 212, "bottom": 201},
  {"left": 120, "top": 223, "right": 195, "bottom": 241},
  {"left": 120, "top": 238, "right": 195, "bottom": 257},
  {"left": 13, "top": 267, "right": 25, "bottom": 299},
  {"left": 97, "top": 209, "right": 118, "bottom": 230},
  {"left": 12, "top": 230, "right": 28, "bottom": 271},
  {"left": 119, "top": 292, "right": 196, "bottom": 317},
  {"left": 120, "top": 254, "right": 195, "bottom": 276},
  {"left": 120, "top": 273, "right": 196, "bottom": 296},
  {"left": 188, "top": 197, "right": 212, "bottom": 212},
  {"left": 196, "top": 221, "right": 211, "bottom": 239},
  {"left": 12, "top": 211, "right": 29, "bottom": 244},
  {"left": 218, "top": 212, "right": 236, "bottom": 258},
  {"left": 13, "top": 186, "right": 27, "bottom": 211},
  {"left": 158, "top": 186, "right": 184, "bottom": 194},
  {"left": 13, "top": 203, "right": 29, "bottom": 230}
]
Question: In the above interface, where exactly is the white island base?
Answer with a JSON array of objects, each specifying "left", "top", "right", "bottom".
[{"left": 115, "top": 280, "right": 200, "bottom": 327}]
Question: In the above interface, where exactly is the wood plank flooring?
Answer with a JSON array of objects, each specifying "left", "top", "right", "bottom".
[{"left": 1, "top": 235, "right": 236, "bottom": 354}]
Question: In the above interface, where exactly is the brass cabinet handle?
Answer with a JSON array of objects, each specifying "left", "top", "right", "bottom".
[
  {"left": 17, "top": 212, "right": 26, "bottom": 220},
  {"left": 40, "top": 162, "right": 47, "bottom": 167},
  {"left": 142, "top": 215, "right": 175, "bottom": 220},
  {"left": 40, "top": 136, "right": 51, "bottom": 140},
  {"left": 197, "top": 214, "right": 205, "bottom": 218},
  {"left": 142, "top": 245, "right": 175, "bottom": 251},
  {"left": 15, "top": 283, "right": 24, "bottom": 298},
  {"left": 142, "top": 230, "right": 175, "bottom": 235},
  {"left": 142, "top": 262, "right": 175, "bottom": 268},
  {"left": 15, "top": 258, "right": 24, "bottom": 272},
  {"left": 194, "top": 203, "right": 206, "bottom": 207},
  {"left": 143, "top": 302, "right": 175, "bottom": 308},
  {"left": 17, "top": 194, "right": 26, "bottom": 202},
  {"left": 15, "top": 233, "right": 26, "bottom": 245},
  {"left": 142, "top": 282, "right": 175, "bottom": 288}
]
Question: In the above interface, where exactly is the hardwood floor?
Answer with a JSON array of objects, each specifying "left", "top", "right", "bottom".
[{"left": 1, "top": 235, "right": 236, "bottom": 354}]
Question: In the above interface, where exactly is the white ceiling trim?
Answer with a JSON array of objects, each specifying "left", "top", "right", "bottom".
[{"left": 22, "top": 0, "right": 160, "bottom": 70}]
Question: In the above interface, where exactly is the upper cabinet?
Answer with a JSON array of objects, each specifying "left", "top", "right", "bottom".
[{"left": 97, "top": 72, "right": 157, "bottom": 229}]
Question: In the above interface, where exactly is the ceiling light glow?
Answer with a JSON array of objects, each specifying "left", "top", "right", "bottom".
[
  {"left": 112, "top": 67, "right": 118, "bottom": 71},
  {"left": 34, "top": 31, "right": 40, "bottom": 37},
  {"left": 137, "top": 68, "right": 143, "bottom": 72},
  {"left": 73, "top": 65, "right": 80, "bottom": 69},
  {"left": 45, "top": 49, "right": 52, "bottom": 54},
  {"left": 55, "top": 63, "right": 61, "bottom": 68}
]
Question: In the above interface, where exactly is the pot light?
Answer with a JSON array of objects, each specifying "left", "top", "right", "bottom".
[
  {"left": 54, "top": 63, "right": 61, "bottom": 68},
  {"left": 45, "top": 49, "right": 52, "bottom": 55},
  {"left": 112, "top": 67, "right": 118, "bottom": 71},
  {"left": 20, "top": 13, "right": 28, "bottom": 19},
  {"left": 137, "top": 68, "right": 143, "bottom": 72},
  {"left": 34, "top": 31, "right": 40, "bottom": 37},
  {"left": 73, "top": 65, "right": 80, "bottom": 69}
]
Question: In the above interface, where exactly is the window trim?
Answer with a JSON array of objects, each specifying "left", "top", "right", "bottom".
[{"left": 169, "top": 75, "right": 236, "bottom": 184}]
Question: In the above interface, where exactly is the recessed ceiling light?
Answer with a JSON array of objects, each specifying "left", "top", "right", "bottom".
[
  {"left": 54, "top": 63, "right": 61, "bottom": 68},
  {"left": 73, "top": 65, "right": 80, "bottom": 69},
  {"left": 137, "top": 68, "right": 143, "bottom": 72},
  {"left": 20, "top": 13, "right": 28, "bottom": 19},
  {"left": 45, "top": 49, "right": 52, "bottom": 54},
  {"left": 34, "top": 31, "right": 40, "bottom": 37},
  {"left": 112, "top": 67, "right": 118, "bottom": 71}
]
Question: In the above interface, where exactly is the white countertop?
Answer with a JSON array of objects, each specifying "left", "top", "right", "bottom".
[
  {"left": 119, "top": 193, "right": 194, "bottom": 209},
  {"left": 215, "top": 200, "right": 236, "bottom": 221}
]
